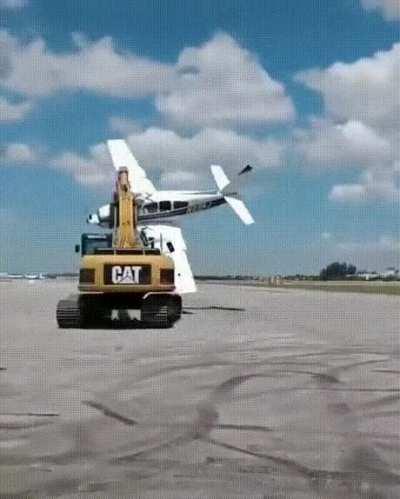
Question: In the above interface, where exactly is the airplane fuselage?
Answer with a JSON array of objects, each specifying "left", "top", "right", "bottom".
[
  {"left": 91, "top": 190, "right": 228, "bottom": 227},
  {"left": 139, "top": 191, "right": 227, "bottom": 222}
]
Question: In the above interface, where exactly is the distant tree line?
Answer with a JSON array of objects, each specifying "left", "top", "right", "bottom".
[{"left": 320, "top": 262, "right": 357, "bottom": 281}]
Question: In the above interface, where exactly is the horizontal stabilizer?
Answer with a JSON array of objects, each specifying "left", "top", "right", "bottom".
[{"left": 224, "top": 196, "right": 255, "bottom": 225}]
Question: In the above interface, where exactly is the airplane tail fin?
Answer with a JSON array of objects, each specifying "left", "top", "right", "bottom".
[{"left": 210, "top": 165, "right": 255, "bottom": 225}]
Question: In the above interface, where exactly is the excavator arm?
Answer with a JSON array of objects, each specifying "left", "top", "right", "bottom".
[{"left": 115, "top": 167, "right": 138, "bottom": 249}]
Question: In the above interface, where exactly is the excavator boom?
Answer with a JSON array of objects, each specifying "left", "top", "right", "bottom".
[{"left": 115, "top": 167, "right": 137, "bottom": 249}]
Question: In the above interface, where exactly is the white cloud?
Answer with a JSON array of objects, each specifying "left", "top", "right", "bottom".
[
  {"left": 0, "top": 0, "right": 27, "bottom": 9},
  {"left": 0, "top": 140, "right": 114, "bottom": 185},
  {"left": 0, "top": 30, "right": 294, "bottom": 132},
  {"left": 0, "top": 31, "right": 294, "bottom": 131},
  {"left": 329, "top": 183, "right": 367, "bottom": 202},
  {"left": 108, "top": 116, "right": 143, "bottom": 135},
  {"left": 329, "top": 167, "right": 400, "bottom": 203},
  {"left": 38, "top": 127, "right": 284, "bottom": 188},
  {"left": 160, "top": 170, "right": 198, "bottom": 188},
  {"left": 0, "top": 142, "right": 38, "bottom": 163},
  {"left": 50, "top": 143, "right": 112, "bottom": 186},
  {"left": 156, "top": 33, "right": 295, "bottom": 129},
  {"left": 336, "top": 235, "right": 400, "bottom": 255},
  {"left": 0, "top": 30, "right": 174, "bottom": 98},
  {"left": 321, "top": 232, "right": 332, "bottom": 240},
  {"left": 294, "top": 119, "right": 391, "bottom": 168},
  {"left": 124, "top": 126, "right": 285, "bottom": 188},
  {"left": 295, "top": 43, "right": 400, "bottom": 129},
  {"left": 361, "top": 0, "right": 400, "bottom": 20},
  {"left": 294, "top": 43, "right": 400, "bottom": 203},
  {"left": 0, "top": 96, "right": 32, "bottom": 122}
]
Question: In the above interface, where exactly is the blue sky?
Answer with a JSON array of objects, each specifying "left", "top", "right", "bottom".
[{"left": 0, "top": 0, "right": 399, "bottom": 274}]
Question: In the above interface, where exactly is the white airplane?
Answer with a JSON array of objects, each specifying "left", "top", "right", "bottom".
[
  {"left": 25, "top": 273, "right": 47, "bottom": 280},
  {"left": 86, "top": 139, "right": 255, "bottom": 294}
]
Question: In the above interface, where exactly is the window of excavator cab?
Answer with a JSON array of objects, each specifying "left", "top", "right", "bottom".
[
  {"left": 159, "top": 201, "right": 171, "bottom": 211},
  {"left": 81, "top": 235, "right": 112, "bottom": 255},
  {"left": 144, "top": 202, "right": 158, "bottom": 213}
]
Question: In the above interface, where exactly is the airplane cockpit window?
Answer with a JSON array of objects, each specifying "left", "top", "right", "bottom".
[
  {"left": 144, "top": 202, "right": 158, "bottom": 213},
  {"left": 159, "top": 201, "right": 171, "bottom": 211},
  {"left": 173, "top": 201, "right": 188, "bottom": 209}
]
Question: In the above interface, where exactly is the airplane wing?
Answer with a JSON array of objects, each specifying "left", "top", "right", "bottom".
[
  {"left": 107, "top": 139, "right": 156, "bottom": 197},
  {"left": 140, "top": 224, "right": 196, "bottom": 294}
]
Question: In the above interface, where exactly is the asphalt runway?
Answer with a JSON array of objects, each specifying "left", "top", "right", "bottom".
[{"left": 0, "top": 280, "right": 399, "bottom": 498}]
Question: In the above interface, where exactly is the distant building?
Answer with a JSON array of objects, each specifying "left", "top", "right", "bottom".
[
  {"left": 357, "top": 268, "right": 399, "bottom": 281},
  {"left": 380, "top": 267, "right": 399, "bottom": 279}
]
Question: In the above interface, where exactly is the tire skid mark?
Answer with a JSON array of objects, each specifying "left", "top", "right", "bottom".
[
  {"left": 82, "top": 400, "right": 138, "bottom": 426},
  {"left": 294, "top": 349, "right": 389, "bottom": 359},
  {"left": 134, "top": 359, "right": 234, "bottom": 381},
  {"left": 283, "top": 370, "right": 341, "bottom": 384},
  {"left": 114, "top": 401, "right": 218, "bottom": 464},
  {"left": 205, "top": 436, "right": 400, "bottom": 491},
  {"left": 0, "top": 412, "right": 59, "bottom": 417},
  {"left": 11, "top": 336, "right": 395, "bottom": 496},
  {"left": 373, "top": 369, "right": 400, "bottom": 374},
  {"left": 203, "top": 435, "right": 314, "bottom": 478},
  {"left": 314, "top": 353, "right": 400, "bottom": 495},
  {"left": 328, "top": 358, "right": 389, "bottom": 377},
  {"left": 9, "top": 478, "right": 82, "bottom": 499},
  {"left": 0, "top": 415, "right": 58, "bottom": 428},
  {"left": 111, "top": 360, "right": 235, "bottom": 396},
  {"left": 210, "top": 373, "right": 282, "bottom": 402},
  {"left": 184, "top": 306, "right": 245, "bottom": 312},
  {"left": 268, "top": 360, "right": 326, "bottom": 366},
  {"left": 289, "top": 387, "right": 400, "bottom": 392},
  {"left": 356, "top": 394, "right": 400, "bottom": 411},
  {"left": 113, "top": 434, "right": 188, "bottom": 463},
  {"left": 375, "top": 441, "right": 400, "bottom": 452},
  {"left": 367, "top": 410, "right": 400, "bottom": 418},
  {"left": 202, "top": 354, "right": 400, "bottom": 495},
  {"left": 250, "top": 348, "right": 387, "bottom": 368},
  {"left": 215, "top": 423, "right": 273, "bottom": 433}
]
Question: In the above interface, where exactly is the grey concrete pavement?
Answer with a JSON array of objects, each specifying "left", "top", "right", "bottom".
[{"left": 0, "top": 280, "right": 399, "bottom": 498}]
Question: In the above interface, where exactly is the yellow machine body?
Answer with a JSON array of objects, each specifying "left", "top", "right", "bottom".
[
  {"left": 57, "top": 162, "right": 182, "bottom": 328},
  {"left": 78, "top": 253, "right": 175, "bottom": 294}
]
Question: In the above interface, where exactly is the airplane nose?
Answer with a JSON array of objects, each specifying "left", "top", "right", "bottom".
[{"left": 87, "top": 214, "right": 100, "bottom": 224}]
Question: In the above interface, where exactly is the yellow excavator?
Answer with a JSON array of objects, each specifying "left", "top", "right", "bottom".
[{"left": 56, "top": 166, "right": 182, "bottom": 328}]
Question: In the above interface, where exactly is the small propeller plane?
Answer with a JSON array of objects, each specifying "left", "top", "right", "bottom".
[{"left": 87, "top": 139, "right": 254, "bottom": 294}]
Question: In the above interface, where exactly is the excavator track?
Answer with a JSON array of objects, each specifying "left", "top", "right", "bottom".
[
  {"left": 141, "top": 304, "right": 170, "bottom": 328},
  {"left": 56, "top": 294, "right": 181, "bottom": 329},
  {"left": 56, "top": 297, "right": 82, "bottom": 328},
  {"left": 141, "top": 293, "right": 182, "bottom": 328}
]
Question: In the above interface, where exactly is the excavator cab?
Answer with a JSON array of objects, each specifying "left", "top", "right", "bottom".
[{"left": 80, "top": 233, "right": 112, "bottom": 255}]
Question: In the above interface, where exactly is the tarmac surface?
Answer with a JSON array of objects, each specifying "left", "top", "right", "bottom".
[{"left": 0, "top": 280, "right": 399, "bottom": 498}]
